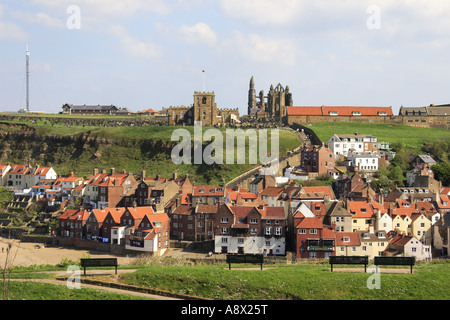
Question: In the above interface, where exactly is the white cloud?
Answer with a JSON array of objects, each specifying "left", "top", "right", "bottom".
[
  {"left": 108, "top": 24, "right": 162, "bottom": 58},
  {"left": 31, "top": 0, "right": 172, "bottom": 18},
  {"left": 11, "top": 11, "right": 65, "bottom": 28},
  {"left": 155, "top": 22, "right": 218, "bottom": 46},
  {"left": 179, "top": 23, "right": 218, "bottom": 46},
  {"left": 217, "top": 0, "right": 303, "bottom": 25},
  {"left": 122, "top": 35, "right": 162, "bottom": 58},
  {"left": 0, "top": 21, "right": 29, "bottom": 41},
  {"left": 221, "top": 31, "right": 299, "bottom": 66}
]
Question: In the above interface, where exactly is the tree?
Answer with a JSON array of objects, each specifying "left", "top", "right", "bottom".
[
  {"left": 388, "top": 165, "right": 406, "bottom": 186},
  {"left": 432, "top": 162, "right": 450, "bottom": 186},
  {"left": 423, "top": 140, "right": 450, "bottom": 162}
]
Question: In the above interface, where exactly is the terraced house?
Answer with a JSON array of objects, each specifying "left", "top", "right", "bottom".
[
  {"left": 214, "top": 204, "right": 286, "bottom": 256},
  {"left": 294, "top": 216, "right": 335, "bottom": 259},
  {"left": 57, "top": 206, "right": 169, "bottom": 255}
]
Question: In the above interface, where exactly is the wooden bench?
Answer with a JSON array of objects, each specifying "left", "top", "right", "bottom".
[
  {"left": 80, "top": 258, "right": 118, "bottom": 276},
  {"left": 226, "top": 254, "right": 264, "bottom": 270},
  {"left": 374, "top": 256, "right": 415, "bottom": 274},
  {"left": 329, "top": 256, "right": 369, "bottom": 272}
]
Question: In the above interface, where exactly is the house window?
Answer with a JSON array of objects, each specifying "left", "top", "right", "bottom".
[
  {"left": 221, "top": 217, "right": 228, "bottom": 223},
  {"left": 310, "top": 229, "right": 317, "bottom": 234},
  {"left": 221, "top": 237, "right": 228, "bottom": 243},
  {"left": 298, "top": 229, "right": 306, "bottom": 234},
  {"left": 250, "top": 218, "right": 258, "bottom": 224},
  {"left": 221, "top": 228, "right": 229, "bottom": 234}
]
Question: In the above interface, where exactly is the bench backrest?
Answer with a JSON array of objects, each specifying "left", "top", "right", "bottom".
[
  {"left": 226, "top": 254, "right": 264, "bottom": 264},
  {"left": 374, "top": 256, "right": 415, "bottom": 266},
  {"left": 329, "top": 256, "right": 368, "bottom": 265},
  {"left": 80, "top": 258, "right": 118, "bottom": 267}
]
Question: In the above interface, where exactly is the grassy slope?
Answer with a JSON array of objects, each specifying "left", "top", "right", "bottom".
[
  {"left": 5, "top": 281, "right": 153, "bottom": 300},
  {"left": 0, "top": 121, "right": 301, "bottom": 184},
  {"left": 4, "top": 260, "right": 448, "bottom": 300},
  {"left": 308, "top": 122, "right": 450, "bottom": 153},
  {"left": 118, "top": 261, "right": 449, "bottom": 300}
]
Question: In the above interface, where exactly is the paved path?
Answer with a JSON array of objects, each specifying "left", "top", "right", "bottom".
[{"left": 9, "top": 269, "right": 182, "bottom": 300}]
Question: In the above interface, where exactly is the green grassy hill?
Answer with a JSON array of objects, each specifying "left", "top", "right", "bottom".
[
  {"left": 118, "top": 260, "right": 450, "bottom": 300},
  {"left": 308, "top": 122, "right": 450, "bottom": 153},
  {"left": 0, "top": 120, "right": 301, "bottom": 184}
]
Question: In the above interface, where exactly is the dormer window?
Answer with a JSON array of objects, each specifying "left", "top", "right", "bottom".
[
  {"left": 343, "top": 237, "right": 350, "bottom": 242},
  {"left": 199, "top": 188, "right": 205, "bottom": 193}
]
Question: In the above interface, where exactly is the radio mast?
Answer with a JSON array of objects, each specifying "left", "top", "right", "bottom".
[{"left": 26, "top": 44, "right": 30, "bottom": 112}]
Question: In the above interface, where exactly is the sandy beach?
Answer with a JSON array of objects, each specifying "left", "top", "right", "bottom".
[{"left": 0, "top": 237, "right": 138, "bottom": 268}]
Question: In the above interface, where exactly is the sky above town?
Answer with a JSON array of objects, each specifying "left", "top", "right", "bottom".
[{"left": 1, "top": 0, "right": 449, "bottom": 115}]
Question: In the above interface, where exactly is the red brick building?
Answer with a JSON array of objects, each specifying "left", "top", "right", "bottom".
[
  {"left": 294, "top": 217, "right": 335, "bottom": 259},
  {"left": 300, "top": 144, "right": 335, "bottom": 177}
]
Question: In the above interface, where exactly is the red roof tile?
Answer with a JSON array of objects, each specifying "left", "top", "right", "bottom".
[
  {"left": 301, "top": 186, "right": 335, "bottom": 200},
  {"left": 349, "top": 201, "right": 374, "bottom": 218},
  {"left": 296, "top": 217, "right": 323, "bottom": 229},
  {"left": 259, "top": 187, "right": 284, "bottom": 197},
  {"left": 335, "top": 232, "right": 360, "bottom": 246},
  {"left": 287, "top": 106, "right": 323, "bottom": 116},
  {"left": 322, "top": 106, "right": 393, "bottom": 116}
]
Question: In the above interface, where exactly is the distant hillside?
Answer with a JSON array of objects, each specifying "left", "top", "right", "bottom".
[
  {"left": 0, "top": 121, "right": 301, "bottom": 184},
  {"left": 308, "top": 122, "right": 450, "bottom": 153}
]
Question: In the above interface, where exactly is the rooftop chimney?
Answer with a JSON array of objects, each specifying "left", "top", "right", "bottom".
[
  {"left": 173, "top": 170, "right": 177, "bottom": 180},
  {"left": 93, "top": 168, "right": 98, "bottom": 175},
  {"left": 111, "top": 168, "right": 115, "bottom": 175}
]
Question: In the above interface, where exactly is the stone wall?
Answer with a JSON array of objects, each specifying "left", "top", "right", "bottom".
[
  {"left": 226, "top": 129, "right": 305, "bottom": 190},
  {"left": 286, "top": 114, "right": 449, "bottom": 129}
]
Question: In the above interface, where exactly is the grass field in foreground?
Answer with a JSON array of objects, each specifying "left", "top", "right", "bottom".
[
  {"left": 117, "top": 260, "right": 450, "bottom": 300},
  {"left": 3, "top": 281, "right": 154, "bottom": 300},
  {"left": 2, "top": 260, "right": 449, "bottom": 300}
]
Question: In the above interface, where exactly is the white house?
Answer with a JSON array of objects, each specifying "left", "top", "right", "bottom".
[
  {"left": 214, "top": 205, "right": 286, "bottom": 256},
  {"left": 327, "top": 133, "right": 378, "bottom": 159},
  {"left": 389, "top": 234, "right": 432, "bottom": 261},
  {"left": 5, "top": 164, "right": 32, "bottom": 189},
  {"left": 0, "top": 164, "right": 11, "bottom": 186},
  {"left": 24, "top": 166, "right": 58, "bottom": 188},
  {"left": 346, "top": 152, "right": 379, "bottom": 174},
  {"left": 124, "top": 213, "right": 170, "bottom": 256}
]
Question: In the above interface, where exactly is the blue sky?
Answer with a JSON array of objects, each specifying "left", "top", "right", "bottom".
[{"left": 1, "top": 0, "right": 450, "bottom": 115}]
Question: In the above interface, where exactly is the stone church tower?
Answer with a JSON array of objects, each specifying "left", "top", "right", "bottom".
[
  {"left": 248, "top": 76, "right": 257, "bottom": 116},
  {"left": 193, "top": 91, "right": 217, "bottom": 126}
]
